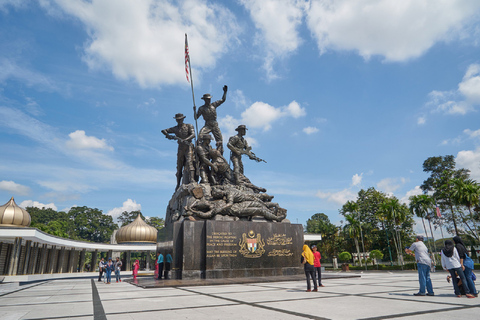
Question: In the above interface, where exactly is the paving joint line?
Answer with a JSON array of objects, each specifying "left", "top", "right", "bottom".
[
  {"left": 178, "top": 286, "right": 331, "bottom": 320},
  {"left": 0, "top": 280, "right": 51, "bottom": 298},
  {"left": 91, "top": 279, "right": 107, "bottom": 320}
]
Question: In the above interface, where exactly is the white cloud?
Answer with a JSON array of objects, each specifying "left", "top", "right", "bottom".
[
  {"left": 464, "top": 128, "right": 480, "bottom": 139},
  {"left": 456, "top": 147, "right": 480, "bottom": 181},
  {"left": 306, "top": 0, "right": 480, "bottom": 62},
  {"left": 376, "top": 178, "right": 403, "bottom": 194},
  {"left": 417, "top": 116, "right": 426, "bottom": 125},
  {"left": 459, "top": 64, "right": 480, "bottom": 103},
  {"left": 66, "top": 130, "right": 114, "bottom": 151},
  {"left": 19, "top": 200, "right": 57, "bottom": 211},
  {"left": 239, "top": 100, "right": 306, "bottom": 132},
  {"left": 37, "top": 180, "right": 96, "bottom": 194},
  {"left": 351, "top": 173, "right": 363, "bottom": 186},
  {"left": 0, "top": 180, "right": 30, "bottom": 196},
  {"left": 400, "top": 186, "right": 423, "bottom": 205},
  {"left": 0, "top": 58, "right": 56, "bottom": 90},
  {"left": 107, "top": 199, "right": 142, "bottom": 220},
  {"left": 315, "top": 188, "right": 357, "bottom": 206},
  {"left": 426, "top": 64, "right": 480, "bottom": 115},
  {"left": 48, "top": 0, "right": 240, "bottom": 88},
  {"left": 303, "top": 126, "right": 319, "bottom": 135},
  {"left": 240, "top": 0, "right": 306, "bottom": 80}
]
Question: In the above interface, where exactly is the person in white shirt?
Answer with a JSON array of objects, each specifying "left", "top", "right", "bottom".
[
  {"left": 441, "top": 240, "right": 475, "bottom": 298},
  {"left": 98, "top": 258, "right": 105, "bottom": 282},
  {"left": 405, "top": 235, "right": 434, "bottom": 296}
]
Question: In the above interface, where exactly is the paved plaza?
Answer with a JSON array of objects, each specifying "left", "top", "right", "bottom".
[{"left": 0, "top": 271, "right": 479, "bottom": 320}]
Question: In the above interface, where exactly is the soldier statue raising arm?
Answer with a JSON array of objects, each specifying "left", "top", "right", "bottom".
[{"left": 195, "top": 85, "right": 228, "bottom": 154}]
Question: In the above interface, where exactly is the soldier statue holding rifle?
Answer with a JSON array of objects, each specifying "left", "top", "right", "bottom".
[
  {"left": 227, "top": 124, "right": 265, "bottom": 185},
  {"left": 162, "top": 113, "right": 195, "bottom": 191}
]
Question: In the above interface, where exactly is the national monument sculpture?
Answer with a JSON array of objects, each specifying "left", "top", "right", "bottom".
[{"left": 163, "top": 85, "right": 287, "bottom": 228}]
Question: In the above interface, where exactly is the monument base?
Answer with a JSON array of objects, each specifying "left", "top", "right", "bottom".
[{"left": 159, "top": 220, "right": 304, "bottom": 279}]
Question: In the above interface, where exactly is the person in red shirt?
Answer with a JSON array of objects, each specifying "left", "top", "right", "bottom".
[{"left": 312, "top": 245, "right": 324, "bottom": 287}]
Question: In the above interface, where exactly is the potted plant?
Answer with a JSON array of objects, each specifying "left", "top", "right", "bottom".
[{"left": 338, "top": 251, "right": 352, "bottom": 271}]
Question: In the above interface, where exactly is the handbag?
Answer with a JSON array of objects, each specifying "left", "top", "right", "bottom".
[{"left": 464, "top": 254, "right": 474, "bottom": 270}]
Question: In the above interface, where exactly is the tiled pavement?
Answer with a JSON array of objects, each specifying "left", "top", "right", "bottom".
[{"left": 0, "top": 271, "right": 479, "bottom": 319}]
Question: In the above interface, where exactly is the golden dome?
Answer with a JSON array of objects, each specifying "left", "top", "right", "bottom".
[
  {"left": 0, "top": 197, "right": 31, "bottom": 227},
  {"left": 116, "top": 214, "right": 157, "bottom": 243}
]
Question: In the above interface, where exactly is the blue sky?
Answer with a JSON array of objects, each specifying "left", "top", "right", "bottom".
[{"left": 1, "top": 0, "right": 480, "bottom": 235}]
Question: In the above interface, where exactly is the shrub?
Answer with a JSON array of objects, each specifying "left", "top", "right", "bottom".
[{"left": 338, "top": 251, "right": 352, "bottom": 263}]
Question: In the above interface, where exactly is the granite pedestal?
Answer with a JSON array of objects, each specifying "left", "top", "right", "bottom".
[{"left": 158, "top": 220, "right": 303, "bottom": 279}]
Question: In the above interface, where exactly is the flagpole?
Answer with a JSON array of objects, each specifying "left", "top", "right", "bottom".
[{"left": 185, "top": 33, "right": 199, "bottom": 140}]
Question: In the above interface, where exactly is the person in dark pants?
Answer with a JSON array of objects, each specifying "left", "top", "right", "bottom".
[
  {"left": 311, "top": 245, "right": 324, "bottom": 287},
  {"left": 453, "top": 236, "right": 478, "bottom": 297},
  {"left": 98, "top": 258, "right": 105, "bottom": 282},
  {"left": 302, "top": 245, "right": 317, "bottom": 292},
  {"left": 157, "top": 253, "right": 164, "bottom": 280},
  {"left": 164, "top": 253, "right": 172, "bottom": 279}
]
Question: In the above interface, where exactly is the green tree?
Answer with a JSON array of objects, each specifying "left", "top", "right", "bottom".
[
  {"left": 147, "top": 216, "right": 165, "bottom": 230},
  {"left": 68, "top": 206, "right": 118, "bottom": 243},
  {"left": 305, "top": 213, "right": 339, "bottom": 258},
  {"left": 409, "top": 195, "right": 431, "bottom": 241},
  {"left": 421, "top": 155, "right": 470, "bottom": 235},
  {"left": 28, "top": 207, "right": 77, "bottom": 239},
  {"left": 343, "top": 200, "right": 368, "bottom": 266},
  {"left": 451, "top": 178, "right": 480, "bottom": 241}
]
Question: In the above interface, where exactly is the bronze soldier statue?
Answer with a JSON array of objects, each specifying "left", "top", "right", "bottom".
[
  {"left": 195, "top": 85, "right": 228, "bottom": 154},
  {"left": 208, "top": 149, "right": 266, "bottom": 192},
  {"left": 162, "top": 113, "right": 195, "bottom": 190},
  {"left": 227, "top": 124, "right": 265, "bottom": 185},
  {"left": 195, "top": 134, "right": 217, "bottom": 185}
]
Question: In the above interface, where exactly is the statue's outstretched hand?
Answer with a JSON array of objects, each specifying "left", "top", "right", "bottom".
[{"left": 223, "top": 85, "right": 228, "bottom": 92}]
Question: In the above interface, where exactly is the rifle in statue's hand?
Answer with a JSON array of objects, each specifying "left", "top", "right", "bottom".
[{"left": 247, "top": 150, "right": 266, "bottom": 163}]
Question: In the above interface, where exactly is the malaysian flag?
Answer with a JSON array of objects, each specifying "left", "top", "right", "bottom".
[
  {"left": 436, "top": 203, "right": 441, "bottom": 218},
  {"left": 185, "top": 33, "right": 190, "bottom": 82}
]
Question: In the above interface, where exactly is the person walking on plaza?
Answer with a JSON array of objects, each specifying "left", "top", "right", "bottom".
[
  {"left": 157, "top": 253, "right": 164, "bottom": 280},
  {"left": 405, "top": 235, "right": 434, "bottom": 296},
  {"left": 453, "top": 236, "right": 478, "bottom": 297},
  {"left": 115, "top": 257, "right": 123, "bottom": 283},
  {"left": 98, "top": 258, "right": 105, "bottom": 282},
  {"left": 105, "top": 258, "right": 114, "bottom": 284},
  {"left": 132, "top": 259, "right": 140, "bottom": 280},
  {"left": 441, "top": 240, "right": 475, "bottom": 298},
  {"left": 311, "top": 245, "right": 324, "bottom": 287},
  {"left": 301, "top": 244, "right": 317, "bottom": 292}
]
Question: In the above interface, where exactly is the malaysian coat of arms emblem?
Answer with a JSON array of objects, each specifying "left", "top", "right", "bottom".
[{"left": 239, "top": 230, "right": 265, "bottom": 258}]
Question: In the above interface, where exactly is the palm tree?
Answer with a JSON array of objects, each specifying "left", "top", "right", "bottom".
[
  {"left": 409, "top": 195, "right": 430, "bottom": 241},
  {"left": 451, "top": 178, "right": 480, "bottom": 240},
  {"left": 376, "top": 202, "right": 394, "bottom": 266},
  {"left": 345, "top": 214, "right": 362, "bottom": 267},
  {"left": 344, "top": 201, "right": 367, "bottom": 267}
]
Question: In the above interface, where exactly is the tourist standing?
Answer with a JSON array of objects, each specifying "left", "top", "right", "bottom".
[
  {"left": 165, "top": 253, "right": 173, "bottom": 279},
  {"left": 453, "top": 236, "right": 478, "bottom": 297},
  {"left": 405, "top": 235, "right": 434, "bottom": 296},
  {"left": 301, "top": 245, "right": 317, "bottom": 292},
  {"left": 157, "top": 253, "right": 164, "bottom": 280},
  {"left": 115, "top": 257, "right": 123, "bottom": 283},
  {"left": 104, "top": 258, "right": 114, "bottom": 284},
  {"left": 98, "top": 258, "right": 105, "bottom": 282},
  {"left": 132, "top": 259, "right": 140, "bottom": 280},
  {"left": 441, "top": 240, "right": 475, "bottom": 298},
  {"left": 311, "top": 245, "right": 324, "bottom": 287}
]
